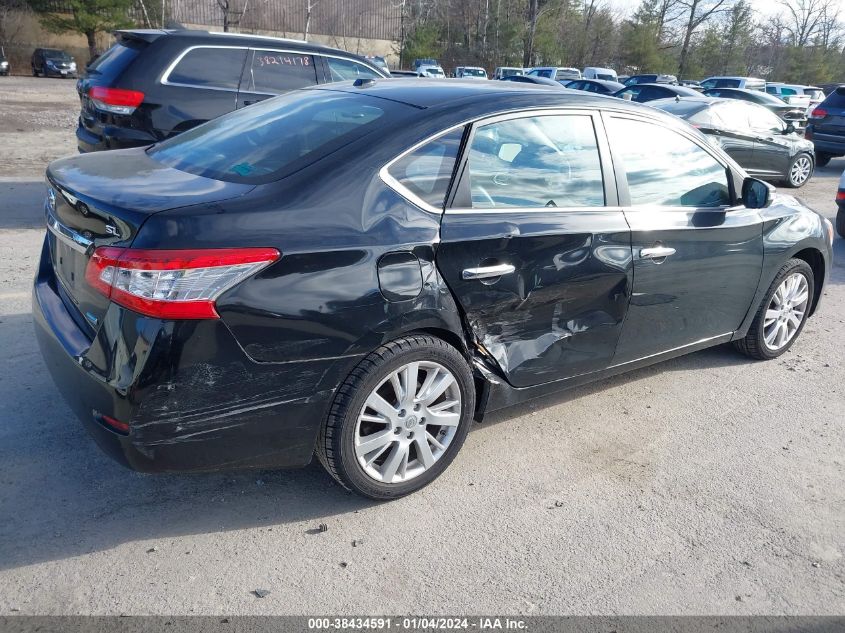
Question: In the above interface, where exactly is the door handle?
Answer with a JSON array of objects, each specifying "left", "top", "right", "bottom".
[
  {"left": 462, "top": 263, "right": 516, "bottom": 280},
  {"left": 639, "top": 246, "right": 676, "bottom": 260}
]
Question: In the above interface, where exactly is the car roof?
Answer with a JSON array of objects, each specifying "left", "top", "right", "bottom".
[
  {"left": 319, "top": 78, "right": 655, "bottom": 112},
  {"left": 116, "top": 28, "right": 373, "bottom": 60}
]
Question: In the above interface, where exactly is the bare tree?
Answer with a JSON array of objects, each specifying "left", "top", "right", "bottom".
[
  {"left": 781, "top": 0, "right": 830, "bottom": 46},
  {"left": 304, "top": 0, "right": 319, "bottom": 39},
  {"left": 676, "top": 0, "right": 732, "bottom": 77},
  {"left": 0, "top": 0, "right": 32, "bottom": 47}
]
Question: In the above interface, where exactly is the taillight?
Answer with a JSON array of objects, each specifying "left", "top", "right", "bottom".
[
  {"left": 836, "top": 190, "right": 845, "bottom": 202},
  {"left": 809, "top": 107, "right": 827, "bottom": 120},
  {"left": 85, "top": 247, "right": 280, "bottom": 319},
  {"left": 88, "top": 86, "right": 145, "bottom": 115}
]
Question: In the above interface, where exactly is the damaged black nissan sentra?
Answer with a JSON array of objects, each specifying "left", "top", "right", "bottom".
[{"left": 34, "top": 80, "right": 834, "bottom": 499}]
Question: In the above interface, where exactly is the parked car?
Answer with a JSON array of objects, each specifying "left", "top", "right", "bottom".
[
  {"left": 613, "top": 83, "right": 700, "bottom": 102},
  {"left": 34, "top": 80, "right": 832, "bottom": 499},
  {"left": 527, "top": 66, "right": 581, "bottom": 81},
  {"left": 818, "top": 83, "right": 843, "bottom": 96},
  {"left": 806, "top": 87, "right": 845, "bottom": 166},
  {"left": 583, "top": 66, "right": 617, "bottom": 81},
  {"left": 492, "top": 66, "right": 523, "bottom": 80},
  {"left": 364, "top": 55, "right": 390, "bottom": 73},
  {"left": 500, "top": 75, "right": 565, "bottom": 88},
  {"left": 624, "top": 73, "right": 678, "bottom": 86},
  {"left": 565, "top": 78, "right": 624, "bottom": 94},
  {"left": 700, "top": 76, "right": 765, "bottom": 91},
  {"left": 75, "top": 29, "right": 387, "bottom": 153},
  {"left": 653, "top": 97, "right": 815, "bottom": 188},
  {"left": 0, "top": 54, "right": 9, "bottom": 76},
  {"left": 388, "top": 69, "right": 418, "bottom": 77},
  {"left": 836, "top": 168, "right": 845, "bottom": 237},
  {"left": 31, "top": 48, "right": 77, "bottom": 78},
  {"left": 679, "top": 79, "right": 702, "bottom": 89},
  {"left": 702, "top": 87, "right": 806, "bottom": 123},
  {"left": 766, "top": 83, "right": 825, "bottom": 115},
  {"left": 455, "top": 66, "right": 488, "bottom": 80},
  {"left": 418, "top": 65, "right": 446, "bottom": 78},
  {"left": 413, "top": 58, "right": 438, "bottom": 71}
]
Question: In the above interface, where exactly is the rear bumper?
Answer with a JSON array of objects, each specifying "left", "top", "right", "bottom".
[
  {"left": 33, "top": 237, "right": 334, "bottom": 473},
  {"left": 807, "top": 129, "right": 845, "bottom": 155},
  {"left": 76, "top": 120, "right": 156, "bottom": 153}
]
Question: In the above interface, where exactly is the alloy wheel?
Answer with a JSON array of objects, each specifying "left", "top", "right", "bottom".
[
  {"left": 763, "top": 272, "right": 809, "bottom": 351},
  {"left": 789, "top": 155, "right": 812, "bottom": 186},
  {"left": 354, "top": 361, "right": 462, "bottom": 484}
]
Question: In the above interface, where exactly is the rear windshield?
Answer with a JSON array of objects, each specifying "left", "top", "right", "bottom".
[
  {"left": 149, "top": 89, "right": 401, "bottom": 184},
  {"left": 821, "top": 87, "right": 845, "bottom": 107},
  {"left": 85, "top": 41, "right": 143, "bottom": 80}
]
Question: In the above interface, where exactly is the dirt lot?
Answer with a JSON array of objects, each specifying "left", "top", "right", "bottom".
[{"left": 0, "top": 76, "right": 843, "bottom": 616}]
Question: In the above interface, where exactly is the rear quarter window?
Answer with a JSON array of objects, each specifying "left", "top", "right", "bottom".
[
  {"left": 822, "top": 87, "right": 845, "bottom": 108},
  {"left": 85, "top": 41, "right": 143, "bottom": 81},
  {"left": 167, "top": 47, "right": 247, "bottom": 90},
  {"left": 241, "top": 50, "right": 318, "bottom": 93}
]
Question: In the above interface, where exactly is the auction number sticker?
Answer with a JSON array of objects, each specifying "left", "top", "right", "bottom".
[
  {"left": 256, "top": 54, "right": 311, "bottom": 67},
  {"left": 308, "top": 617, "right": 526, "bottom": 630}
]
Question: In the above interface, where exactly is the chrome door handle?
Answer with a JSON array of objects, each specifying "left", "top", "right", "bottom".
[
  {"left": 640, "top": 246, "right": 676, "bottom": 260},
  {"left": 462, "top": 263, "right": 516, "bottom": 280}
]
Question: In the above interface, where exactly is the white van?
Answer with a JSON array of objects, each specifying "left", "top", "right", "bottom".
[
  {"left": 700, "top": 76, "right": 766, "bottom": 91},
  {"left": 527, "top": 67, "right": 581, "bottom": 81},
  {"left": 583, "top": 67, "right": 617, "bottom": 81}
]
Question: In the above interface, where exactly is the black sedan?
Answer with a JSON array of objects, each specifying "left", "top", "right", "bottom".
[
  {"left": 653, "top": 96, "right": 816, "bottom": 188},
  {"left": 565, "top": 78, "right": 625, "bottom": 94},
  {"left": 702, "top": 87, "right": 806, "bottom": 121},
  {"left": 613, "top": 83, "right": 701, "bottom": 102},
  {"left": 34, "top": 81, "right": 833, "bottom": 499}
]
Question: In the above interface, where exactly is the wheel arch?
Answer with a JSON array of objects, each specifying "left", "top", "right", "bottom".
[{"left": 792, "top": 247, "right": 825, "bottom": 315}]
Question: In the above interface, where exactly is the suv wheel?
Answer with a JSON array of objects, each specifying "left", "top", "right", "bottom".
[
  {"left": 785, "top": 153, "right": 813, "bottom": 188},
  {"left": 734, "top": 258, "right": 813, "bottom": 360},
  {"left": 317, "top": 334, "right": 475, "bottom": 500}
]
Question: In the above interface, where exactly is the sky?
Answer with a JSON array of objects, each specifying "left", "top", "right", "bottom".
[{"left": 607, "top": 0, "right": 845, "bottom": 18}]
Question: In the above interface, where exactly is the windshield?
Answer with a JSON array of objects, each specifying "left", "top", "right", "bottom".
[
  {"left": 149, "top": 89, "right": 400, "bottom": 184},
  {"left": 463, "top": 68, "right": 485, "bottom": 77},
  {"left": 424, "top": 67, "right": 444, "bottom": 76},
  {"left": 596, "top": 74, "right": 614, "bottom": 81},
  {"left": 805, "top": 89, "right": 824, "bottom": 100},
  {"left": 44, "top": 50, "right": 71, "bottom": 61}
]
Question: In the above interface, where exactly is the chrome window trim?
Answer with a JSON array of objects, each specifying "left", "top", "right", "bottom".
[
  {"left": 46, "top": 207, "right": 92, "bottom": 254},
  {"left": 161, "top": 44, "right": 387, "bottom": 93}
]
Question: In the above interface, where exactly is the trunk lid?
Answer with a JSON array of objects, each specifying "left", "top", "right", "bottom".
[{"left": 45, "top": 148, "right": 254, "bottom": 332}]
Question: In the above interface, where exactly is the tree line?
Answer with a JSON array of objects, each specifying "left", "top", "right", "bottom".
[{"left": 398, "top": 0, "right": 845, "bottom": 83}]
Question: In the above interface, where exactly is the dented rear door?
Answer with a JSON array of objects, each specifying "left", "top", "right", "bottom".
[{"left": 436, "top": 110, "right": 633, "bottom": 388}]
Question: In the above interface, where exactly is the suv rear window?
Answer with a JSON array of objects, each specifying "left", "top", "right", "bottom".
[
  {"left": 241, "top": 50, "right": 318, "bottom": 94},
  {"left": 86, "top": 41, "right": 143, "bottom": 81},
  {"left": 167, "top": 47, "right": 247, "bottom": 90},
  {"left": 149, "top": 90, "right": 396, "bottom": 183},
  {"left": 821, "top": 87, "right": 845, "bottom": 108}
]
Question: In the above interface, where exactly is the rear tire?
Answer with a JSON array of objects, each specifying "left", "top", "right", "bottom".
[
  {"left": 317, "top": 334, "right": 475, "bottom": 500},
  {"left": 836, "top": 208, "right": 845, "bottom": 239},
  {"left": 815, "top": 152, "right": 832, "bottom": 168},
  {"left": 784, "top": 153, "right": 813, "bottom": 188},
  {"left": 734, "top": 258, "right": 813, "bottom": 360}
]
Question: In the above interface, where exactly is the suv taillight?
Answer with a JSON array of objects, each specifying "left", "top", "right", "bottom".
[
  {"left": 809, "top": 107, "right": 828, "bottom": 120},
  {"left": 85, "top": 247, "right": 280, "bottom": 319},
  {"left": 88, "top": 86, "right": 145, "bottom": 115}
]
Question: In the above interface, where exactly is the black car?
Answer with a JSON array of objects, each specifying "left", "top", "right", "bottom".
[
  {"left": 613, "top": 83, "right": 700, "bottom": 102},
  {"left": 702, "top": 87, "right": 805, "bottom": 121},
  {"left": 0, "top": 54, "right": 9, "bottom": 76},
  {"left": 76, "top": 29, "right": 387, "bottom": 152},
  {"left": 565, "top": 78, "right": 624, "bottom": 94},
  {"left": 653, "top": 97, "right": 816, "bottom": 188},
  {"left": 34, "top": 81, "right": 833, "bottom": 499},
  {"left": 806, "top": 87, "right": 845, "bottom": 166},
  {"left": 31, "top": 48, "right": 77, "bottom": 78},
  {"left": 623, "top": 73, "right": 678, "bottom": 86},
  {"left": 387, "top": 69, "right": 419, "bottom": 77}
]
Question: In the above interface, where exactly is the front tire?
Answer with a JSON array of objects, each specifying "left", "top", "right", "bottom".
[
  {"left": 317, "top": 335, "right": 475, "bottom": 500},
  {"left": 734, "top": 258, "right": 813, "bottom": 360},
  {"left": 784, "top": 153, "right": 813, "bottom": 188}
]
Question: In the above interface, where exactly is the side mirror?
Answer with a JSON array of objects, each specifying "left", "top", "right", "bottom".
[
  {"left": 782, "top": 110, "right": 804, "bottom": 122},
  {"left": 784, "top": 122, "right": 796, "bottom": 134},
  {"left": 742, "top": 177, "right": 773, "bottom": 209}
]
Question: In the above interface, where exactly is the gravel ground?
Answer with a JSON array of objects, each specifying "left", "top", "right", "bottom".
[{"left": 0, "top": 76, "right": 842, "bottom": 616}]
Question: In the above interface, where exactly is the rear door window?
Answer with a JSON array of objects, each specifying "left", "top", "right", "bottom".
[
  {"left": 326, "top": 57, "right": 381, "bottom": 82},
  {"left": 466, "top": 114, "right": 605, "bottom": 208},
  {"left": 386, "top": 128, "right": 464, "bottom": 208},
  {"left": 240, "top": 49, "right": 318, "bottom": 94},
  {"left": 167, "top": 47, "right": 247, "bottom": 90}
]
